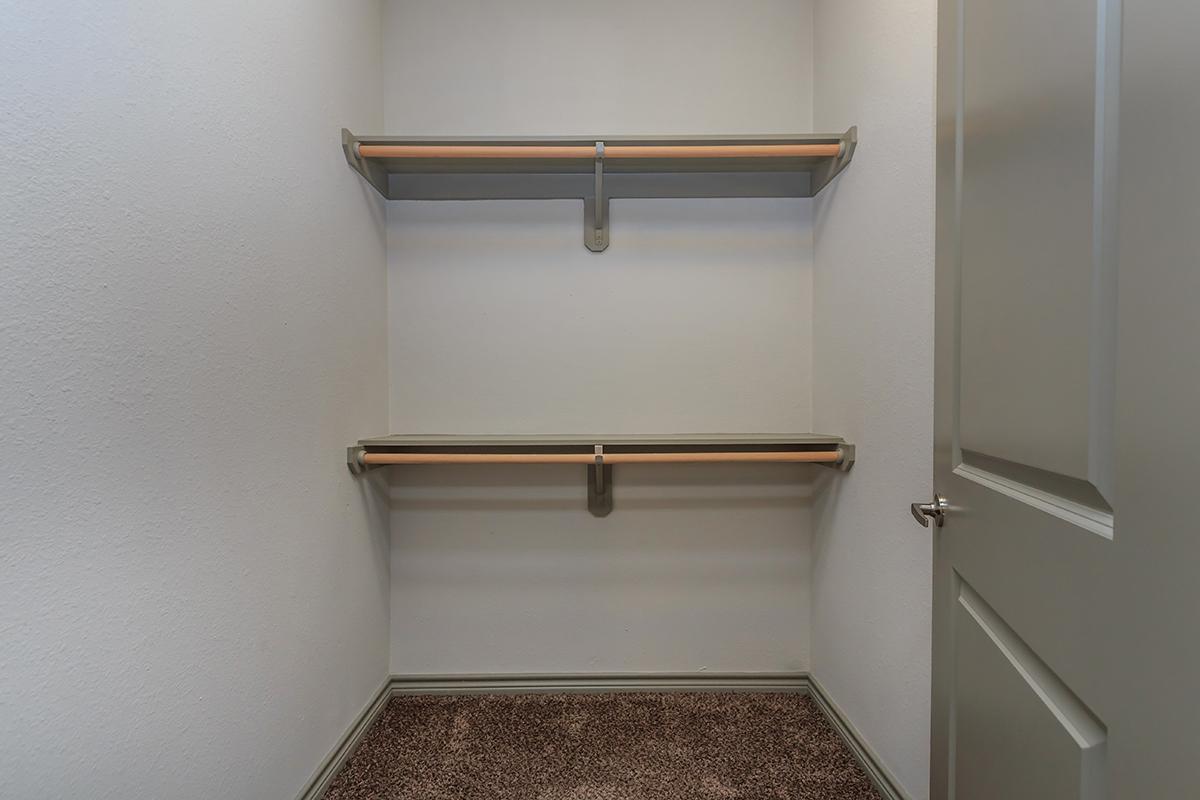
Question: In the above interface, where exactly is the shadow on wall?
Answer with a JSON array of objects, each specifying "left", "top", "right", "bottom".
[
  {"left": 384, "top": 457, "right": 816, "bottom": 674},
  {"left": 809, "top": 467, "right": 847, "bottom": 564},
  {"left": 357, "top": 468, "right": 393, "bottom": 598},
  {"left": 386, "top": 462, "right": 821, "bottom": 513}
]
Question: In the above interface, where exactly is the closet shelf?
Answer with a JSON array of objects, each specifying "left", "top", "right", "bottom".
[
  {"left": 347, "top": 433, "right": 855, "bottom": 517},
  {"left": 340, "top": 127, "right": 857, "bottom": 252}
]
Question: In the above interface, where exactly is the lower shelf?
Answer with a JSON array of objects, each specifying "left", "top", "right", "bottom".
[{"left": 348, "top": 433, "right": 854, "bottom": 517}]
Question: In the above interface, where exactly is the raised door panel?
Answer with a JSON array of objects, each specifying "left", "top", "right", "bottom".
[
  {"left": 957, "top": 0, "right": 1118, "bottom": 516},
  {"left": 953, "top": 580, "right": 1106, "bottom": 800}
]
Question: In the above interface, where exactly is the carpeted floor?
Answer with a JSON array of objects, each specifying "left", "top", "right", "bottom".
[{"left": 323, "top": 692, "right": 881, "bottom": 799}]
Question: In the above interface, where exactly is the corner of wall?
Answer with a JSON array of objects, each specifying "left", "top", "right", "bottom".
[{"left": 809, "top": 1, "right": 936, "bottom": 798}]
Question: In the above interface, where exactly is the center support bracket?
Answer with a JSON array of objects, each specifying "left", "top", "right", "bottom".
[
  {"left": 584, "top": 142, "right": 609, "bottom": 252},
  {"left": 587, "top": 444, "right": 614, "bottom": 516}
]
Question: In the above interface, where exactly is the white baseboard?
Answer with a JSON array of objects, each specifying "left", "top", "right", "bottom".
[{"left": 297, "top": 672, "right": 909, "bottom": 800}]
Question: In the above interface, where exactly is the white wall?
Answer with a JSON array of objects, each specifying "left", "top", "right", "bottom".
[
  {"left": 383, "top": 0, "right": 819, "bottom": 674},
  {"left": 811, "top": 1, "right": 936, "bottom": 798},
  {"left": 0, "top": 2, "right": 390, "bottom": 798},
  {"left": 380, "top": 0, "right": 813, "bottom": 136},
  {"left": 390, "top": 463, "right": 814, "bottom": 673}
]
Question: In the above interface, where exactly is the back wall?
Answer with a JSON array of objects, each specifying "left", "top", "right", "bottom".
[{"left": 382, "top": 0, "right": 821, "bottom": 674}]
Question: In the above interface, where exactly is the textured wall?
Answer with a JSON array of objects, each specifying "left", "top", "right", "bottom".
[
  {"left": 380, "top": 0, "right": 814, "bottom": 136},
  {"left": 382, "top": 0, "right": 819, "bottom": 674},
  {"left": 811, "top": 1, "right": 936, "bottom": 797},
  {"left": 0, "top": 2, "right": 390, "bottom": 797},
  {"left": 389, "top": 463, "right": 815, "bottom": 674}
]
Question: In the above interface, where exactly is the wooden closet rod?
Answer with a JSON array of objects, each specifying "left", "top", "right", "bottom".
[
  {"left": 355, "top": 143, "right": 842, "bottom": 159},
  {"left": 606, "top": 144, "right": 842, "bottom": 159},
  {"left": 357, "top": 145, "right": 596, "bottom": 159},
  {"left": 360, "top": 451, "right": 841, "bottom": 465}
]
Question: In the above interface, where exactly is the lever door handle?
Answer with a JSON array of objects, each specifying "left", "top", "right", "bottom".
[{"left": 911, "top": 494, "right": 949, "bottom": 527}]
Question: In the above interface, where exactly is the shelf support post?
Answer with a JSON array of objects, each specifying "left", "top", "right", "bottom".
[{"left": 584, "top": 141, "right": 609, "bottom": 252}]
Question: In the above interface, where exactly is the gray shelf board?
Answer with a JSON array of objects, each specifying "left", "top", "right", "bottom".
[
  {"left": 358, "top": 433, "right": 847, "bottom": 452},
  {"left": 342, "top": 128, "right": 857, "bottom": 202},
  {"left": 347, "top": 131, "right": 847, "bottom": 148},
  {"left": 348, "top": 433, "right": 857, "bottom": 497}
]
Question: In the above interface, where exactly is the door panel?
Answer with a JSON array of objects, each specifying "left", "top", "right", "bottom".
[
  {"left": 959, "top": 0, "right": 1102, "bottom": 487},
  {"left": 953, "top": 578, "right": 1106, "bottom": 800},
  {"left": 957, "top": 0, "right": 1118, "bottom": 510}
]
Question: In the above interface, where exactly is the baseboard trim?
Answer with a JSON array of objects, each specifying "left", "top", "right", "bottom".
[
  {"left": 389, "top": 672, "right": 811, "bottom": 694},
  {"left": 298, "top": 672, "right": 910, "bottom": 800},
  {"left": 807, "top": 675, "right": 910, "bottom": 800},
  {"left": 294, "top": 678, "right": 392, "bottom": 800}
]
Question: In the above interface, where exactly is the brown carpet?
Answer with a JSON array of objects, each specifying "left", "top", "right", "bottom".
[{"left": 323, "top": 692, "right": 881, "bottom": 799}]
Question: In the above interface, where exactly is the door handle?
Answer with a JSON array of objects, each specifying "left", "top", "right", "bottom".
[{"left": 911, "top": 494, "right": 949, "bottom": 527}]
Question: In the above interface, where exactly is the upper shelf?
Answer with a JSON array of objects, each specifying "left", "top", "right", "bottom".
[
  {"left": 355, "top": 432, "right": 850, "bottom": 451},
  {"left": 340, "top": 127, "right": 857, "bottom": 251},
  {"left": 347, "top": 432, "right": 854, "bottom": 516}
]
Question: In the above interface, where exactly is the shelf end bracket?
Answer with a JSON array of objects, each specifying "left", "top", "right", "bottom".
[
  {"left": 342, "top": 129, "right": 391, "bottom": 199},
  {"left": 809, "top": 126, "right": 858, "bottom": 196},
  {"left": 347, "top": 445, "right": 381, "bottom": 476},
  {"left": 820, "top": 443, "right": 855, "bottom": 472}
]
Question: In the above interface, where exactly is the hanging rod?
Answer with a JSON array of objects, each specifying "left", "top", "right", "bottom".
[
  {"left": 354, "top": 142, "right": 844, "bottom": 159},
  {"left": 357, "top": 144, "right": 596, "bottom": 159},
  {"left": 359, "top": 451, "right": 842, "bottom": 466}
]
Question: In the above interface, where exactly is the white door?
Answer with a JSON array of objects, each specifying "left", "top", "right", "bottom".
[{"left": 931, "top": 0, "right": 1200, "bottom": 796}]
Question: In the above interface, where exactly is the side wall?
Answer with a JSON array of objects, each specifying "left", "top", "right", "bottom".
[
  {"left": 811, "top": 1, "right": 936, "bottom": 798},
  {"left": 0, "top": 2, "right": 390, "bottom": 798},
  {"left": 382, "top": 0, "right": 819, "bottom": 675}
]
